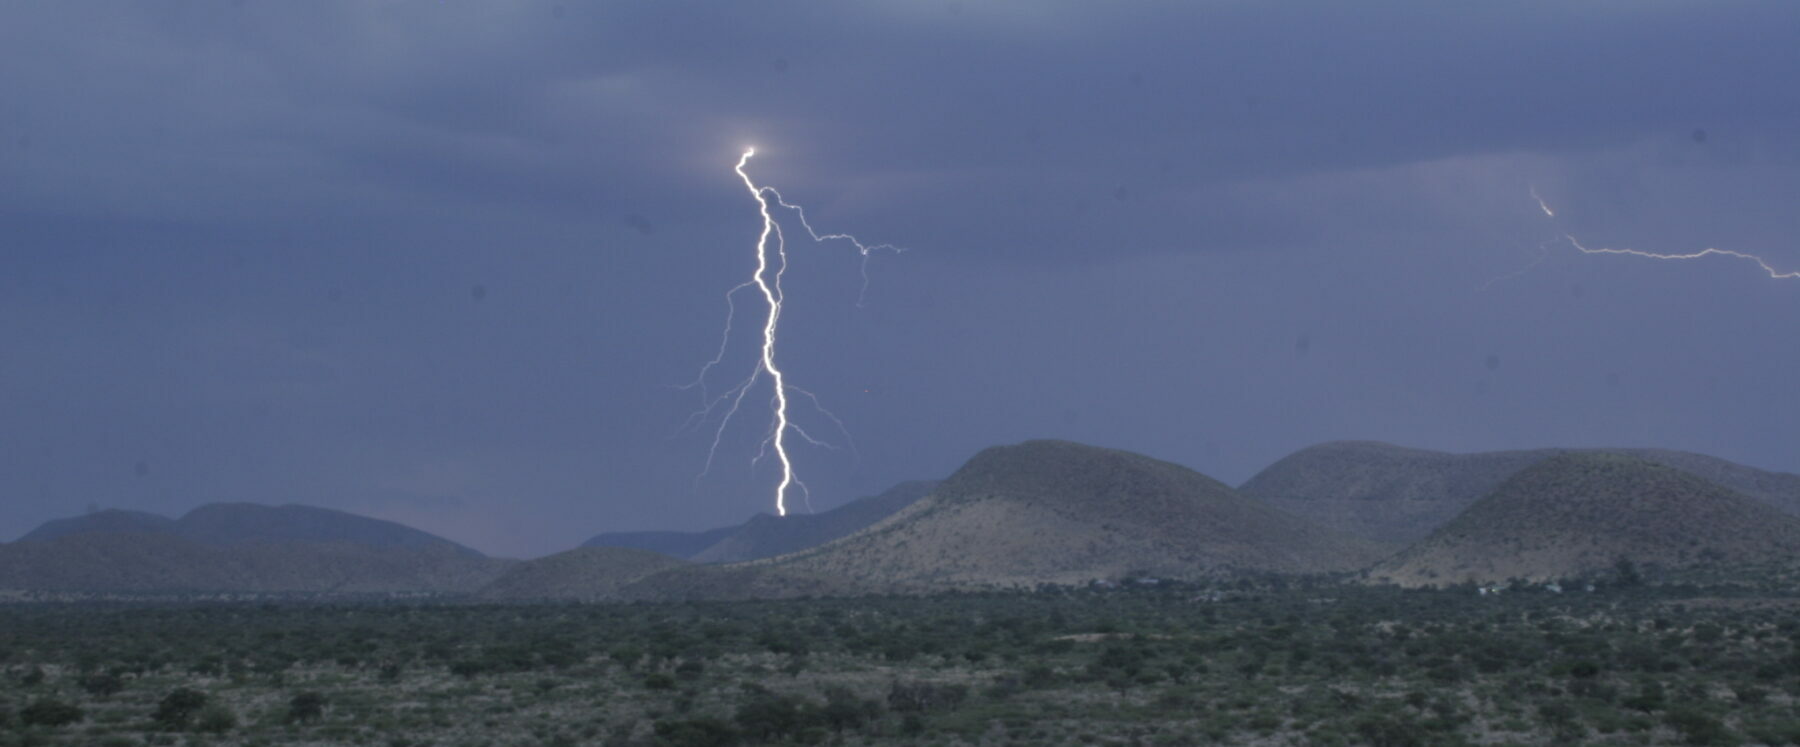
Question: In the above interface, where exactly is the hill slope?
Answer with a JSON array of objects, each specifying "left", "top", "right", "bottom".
[
  {"left": 627, "top": 440, "right": 1390, "bottom": 600},
  {"left": 17, "top": 503, "right": 483, "bottom": 557},
  {"left": 1238, "top": 441, "right": 1555, "bottom": 544},
  {"left": 176, "top": 503, "right": 483, "bottom": 556},
  {"left": 476, "top": 547, "right": 689, "bottom": 601},
  {"left": 690, "top": 480, "right": 938, "bottom": 563},
  {"left": 1368, "top": 453, "right": 1800, "bottom": 587},
  {"left": 1240, "top": 441, "right": 1800, "bottom": 544},
  {"left": 18, "top": 509, "right": 178, "bottom": 543},
  {"left": 0, "top": 533, "right": 511, "bottom": 594},
  {"left": 580, "top": 527, "right": 738, "bottom": 558}
]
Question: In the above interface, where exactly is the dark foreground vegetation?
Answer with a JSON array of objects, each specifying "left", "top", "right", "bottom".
[{"left": 3, "top": 580, "right": 1800, "bottom": 745}]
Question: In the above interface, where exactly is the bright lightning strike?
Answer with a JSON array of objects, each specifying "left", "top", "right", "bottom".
[
  {"left": 1489, "top": 187, "right": 1798, "bottom": 286},
  {"left": 681, "top": 149, "right": 902, "bottom": 517},
  {"left": 1561, "top": 236, "right": 1800, "bottom": 280},
  {"left": 1529, "top": 186, "right": 1555, "bottom": 218}
]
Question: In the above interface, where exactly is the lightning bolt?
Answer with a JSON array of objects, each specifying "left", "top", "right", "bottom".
[
  {"left": 1488, "top": 187, "right": 1797, "bottom": 286},
  {"left": 1561, "top": 236, "right": 1800, "bottom": 280},
  {"left": 681, "top": 149, "right": 900, "bottom": 516}
]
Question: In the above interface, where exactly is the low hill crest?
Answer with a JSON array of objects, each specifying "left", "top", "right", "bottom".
[{"left": 1368, "top": 452, "right": 1800, "bottom": 587}]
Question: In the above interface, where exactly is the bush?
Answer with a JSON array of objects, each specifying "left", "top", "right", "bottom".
[
  {"left": 79, "top": 672, "right": 125, "bottom": 697},
  {"left": 654, "top": 717, "right": 739, "bottom": 747},
  {"left": 196, "top": 703, "right": 237, "bottom": 733},
  {"left": 288, "top": 691, "right": 326, "bottom": 723},
  {"left": 820, "top": 687, "right": 882, "bottom": 733},
  {"left": 19, "top": 698, "right": 83, "bottom": 727},
  {"left": 887, "top": 680, "right": 968, "bottom": 714},
  {"left": 1664, "top": 707, "right": 1736, "bottom": 746},
  {"left": 152, "top": 687, "right": 209, "bottom": 730},
  {"left": 734, "top": 694, "right": 815, "bottom": 740}
]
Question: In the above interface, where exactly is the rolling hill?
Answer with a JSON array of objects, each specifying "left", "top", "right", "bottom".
[
  {"left": 1239, "top": 441, "right": 1800, "bottom": 544},
  {"left": 2, "top": 503, "right": 504, "bottom": 594},
  {"left": 580, "top": 480, "right": 936, "bottom": 562},
  {"left": 623, "top": 440, "right": 1391, "bottom": 600},
  {"left": 1238, "top": 441, "right": 1555, "bottom": 544},
  {"left": 17, "top": 502, "right": 483, "bottom": 557},
  {"left": 475, "top": 547, "right": 690, "bottom": 601},
  {"left": 579, "top": 526, "right": 739, "bottom": 559},
  {"left": 0, "top": 533, "right": 511, "bottom": 594},
  {"left": 690, "top": 480, "right": 938, "bottom": 563},
  {"left": 1367, "top": 453, "right": 1800, "bottom": 587}
]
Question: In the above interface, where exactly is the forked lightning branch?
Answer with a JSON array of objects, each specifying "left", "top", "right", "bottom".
[{"left": 681, "top": 150, "right": 903, "bottom": 516}]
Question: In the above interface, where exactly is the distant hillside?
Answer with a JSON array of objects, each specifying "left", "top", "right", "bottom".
[
  {"left": 1612, "top": 448, "right": 1800, "bottom": 516},
  {"left": 580, "top": 527, "right": 738, "bottom": 558},
  {"left": 690, "top": 480, "right": 938, "bottom": 563},
  {"left": 1240, "top": 441, "right": 1800, "bottom": 544},
  {"left": 475, "top": 547, "right": 689, "bottom": 601},
  {"left": 0, "top": 533, "right": 512, "bottom": 594},
  {"left": 1239, "top": 441, "right": 1555, "bottom": 544},
  {"left": 579, "top": 480, "right": 936, "bottom": 562},
  {"left": 626, "top": 441, "right": 1390, "bottom": 600},
  {"left": 1368, "top": 453, "right": 1800, "bottom": 587},
  {"left": 19, "top": 509, "right": 177, "bottom": 543},
  {"left": 17, "top": 503, "right": 483, "bottom": 557}
]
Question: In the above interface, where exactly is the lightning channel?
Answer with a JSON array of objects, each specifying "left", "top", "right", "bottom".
[
  {"left": 1561, "top": 236, "right": 1800, "bottom": 280},
  {"left": 683, "top": 149, "right": 900, "bottom": 517},
  {"left": 1488, "top": 187, "right": 1797, "bottom": 286}
]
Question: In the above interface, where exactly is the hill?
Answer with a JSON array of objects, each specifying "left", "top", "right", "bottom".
[
  {"left": 18, "top": 509, "right": 177, "bottom": 543},
  {"left": 627, "top": 440, "right": 1390, "bottom": 600},
  {"left": 1239, "top": 441, "right": 1800, "bottom": 544},
  {"left": 0, "top": 533, "right": 512, "bottom": 595},
  {"left": 3, "top": 502, "right": 500, "bottom": 595},
  {"left": 1367, "top": 453, "right": 1800, "bottom": 587},
  {"left": 1612, "top": 448, "right": 1800, "bottom": 516},
  {"left": 580, "top": 527, "right": 738, "bottom": 558},
  {"left": 689, "top": 480, "right": 938, "bottom": 563},
  {"left": 475, "top": 547, "right": 689, "bottom": 601},
  {"left": 17, "top": 503, "right": 483, "bottom": 557},
  {"left": 579, "top": 480, "right": 936, "bottom": 562},
  {"left": 175, "top": 503, "right": 483, "bottom": 556},
  {"left": 1238, "top": 441, "right": 1555, "bottom": 544}
]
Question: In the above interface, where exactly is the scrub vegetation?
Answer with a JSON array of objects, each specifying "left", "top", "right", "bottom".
[{"left": 4, "top": 578, "right": 1800, "bottom": 746}]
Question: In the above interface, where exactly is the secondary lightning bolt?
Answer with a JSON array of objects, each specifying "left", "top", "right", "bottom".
[
  {"left": 1561, "top": 236, "right": 1800, "bottom": 280},
  {"left": 1490, "top": 187, "right": 1797, "bottom": 286},
  {"left": 683, "top": 149, "right": 901, "bottom": 516}
]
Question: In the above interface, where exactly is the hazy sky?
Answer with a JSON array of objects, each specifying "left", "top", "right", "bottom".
[{"left": 4, "top": 2, "right": 1798, "bottom": 557}]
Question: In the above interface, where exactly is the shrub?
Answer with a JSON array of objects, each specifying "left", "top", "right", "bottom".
[
  {"left": 654, "top": 717, "right": 739, "bottom": 747},
  {"left": 19, "top": 698, "right": 83, "bottom": 727},
  {"left": 152, "top": 687, "right": 209, "bottom": 730},
  {"left": 887, "top": 680, "right": 968, "bottom": 714},
  {"left": 1664, "top": 707, "right": 1735, "bottom": 747},
  {"left": 288, "top": 691, "right": 326, "bottom": 723},
  {"left": 80, "top": 672, "right": 125, "bottom": 697},
  {"left": 196, "top": 703, "right": 237, "bottom": 733}
]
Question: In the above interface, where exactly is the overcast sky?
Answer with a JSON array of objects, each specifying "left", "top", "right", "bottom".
[{"left": 4, "top": 1, "right": 1798, "bottom": 557}]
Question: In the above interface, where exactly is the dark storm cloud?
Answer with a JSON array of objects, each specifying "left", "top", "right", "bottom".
[
  {"left": 8, "top": 2, "right": 1798, "bottom": 253},
  {"left": 2, "top": 2, "right": 1797, "bottom": 555}
]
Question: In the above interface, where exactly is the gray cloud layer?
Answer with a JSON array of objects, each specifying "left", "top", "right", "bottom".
[{"left": 3, "top": 2, "right": 1797, "bottom": 555}]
